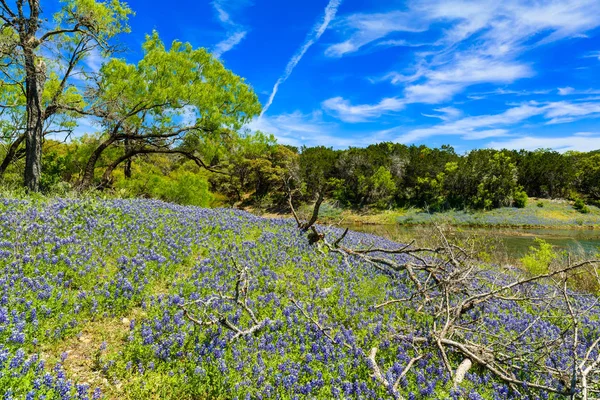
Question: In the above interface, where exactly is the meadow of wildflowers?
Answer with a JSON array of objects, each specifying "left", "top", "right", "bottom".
[{"left": 0, "top": 197, "right": 598, "bottom": 399}]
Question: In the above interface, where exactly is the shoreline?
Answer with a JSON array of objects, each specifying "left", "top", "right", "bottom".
[{"left": 258, "top": 199, "right": 600, "bottom": 231}]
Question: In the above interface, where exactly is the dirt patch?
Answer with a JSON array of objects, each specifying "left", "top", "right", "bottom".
[{"left": 41, "top": 308, "right": 147, "bottom": 397}]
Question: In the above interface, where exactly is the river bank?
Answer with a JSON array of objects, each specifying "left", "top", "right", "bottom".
[{"left": 296, "top": 198, "right": 600, "bottom": 230}]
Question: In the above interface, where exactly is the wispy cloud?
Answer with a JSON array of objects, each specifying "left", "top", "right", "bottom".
[
  {"left": 394, "top": 99, "right": 600, "bottom": 143},
  {"left": 558, "top": 87, "right": 575, "bottom": 95},
  {"left": 422, "top": 107, "right": 462, "bottom": 121},
  {"left": 557, "top": 87, "right": 600, "bottom": 96},
  {"left": 261, "top": 0, "right": 342, "bottom": 116},
  {"left": 212, "top": 0, "right": 250, "bottom": 59},
  {"left": 247, "top": 111, "right": 378, "bottom": 148},
  {"left": 324, "top": 11, "right": 426, "bottom": 57},
  {"left": 322, "top": 0, "right": 600, "bottom": 116},
  {"left": 83, "top": 47, "right": 107, "bottom": 74},
  {"left": 321, "top": 96, "right": 404, "bottom": 122},
  {"left": 488, "top": 133, "right": 600, "bottom": 152},
  {"left": 329, "top": 0, "right": 600, "bottom": 57}
]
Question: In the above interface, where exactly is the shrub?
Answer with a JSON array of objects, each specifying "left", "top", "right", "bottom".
[
  {"left": 513, "top": 190, "right": 528, "bottom": 208},
  {"left": 537, "top": 201, "right": 544, "bottom": 208},
  {"left": 520, "top": 238, "right": 557, "bottom": 275},
  {"left": 116, "top": 170, "right": 213, "bottom": 207},
  {"left": 573, "top": 198, "right": 590, "bottom": 213}
]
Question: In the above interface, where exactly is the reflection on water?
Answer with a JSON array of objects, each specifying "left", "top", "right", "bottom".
[{"left": 343, "top": 224, "right": 600, "bottom": 259}]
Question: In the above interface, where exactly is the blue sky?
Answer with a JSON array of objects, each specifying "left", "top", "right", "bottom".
[{"left": 77, "top": 0, "right": 600, "bottom": 152}]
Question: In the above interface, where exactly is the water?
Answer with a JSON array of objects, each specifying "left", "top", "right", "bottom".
[{"left": 342, "top": 224, "right": 600, "bottom": 260}]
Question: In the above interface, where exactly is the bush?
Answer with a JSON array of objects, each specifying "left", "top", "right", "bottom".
[
  {"left": 537, "top": 201, "right": 544, "bottom": 208},
  {"left": 116, "top": 170, "right": 213, "bottom": 207},
  {"left": 573, "top": 198, "right": 590, "bottom": 213},
  {"left": 513, "top": 190, "right": 528, "bottom": 208},
  {"left": 520, "top": 238, "right": 557, "bottom": 275}
]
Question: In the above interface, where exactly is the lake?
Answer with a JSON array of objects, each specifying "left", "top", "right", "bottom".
[{"left": 343, "top": 223, "right": 600, "bottom": 261}]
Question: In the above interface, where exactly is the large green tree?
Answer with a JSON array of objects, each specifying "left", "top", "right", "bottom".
[
  {"left": 0, "top": 0, "right": 132, "bottom": 191},
  {"left": 75, "top": 32, "right": 261, "bottom": 189}
]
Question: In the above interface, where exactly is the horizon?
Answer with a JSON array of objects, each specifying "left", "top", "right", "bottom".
[{"left": 48, "top": 0, "right": 600, "bottom": 153}]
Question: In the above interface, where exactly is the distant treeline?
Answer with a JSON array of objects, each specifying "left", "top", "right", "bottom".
[
  {"left": 209, "top": 135, "right": 600, "bottom": 211},
  {"left": 2, "top": 131, "right": 599, "bottom": 212}
]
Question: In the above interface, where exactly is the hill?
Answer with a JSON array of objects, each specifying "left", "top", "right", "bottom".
[{"left": 0, "top": 198, "right": 599, "bottom": 399}]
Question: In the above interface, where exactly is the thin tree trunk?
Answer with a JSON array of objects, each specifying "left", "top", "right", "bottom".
[
  {"left": 124, "top": 138, "right": 132, "bottom": 178},
  {"left": 0, "top": 133, "right": 26, "bottom": 178},
  {"left": 80, "top": 136, "right": 118, "bottom": 189},
  {"left": 24, "top": 51, "right": 45, "bottom": 192}
]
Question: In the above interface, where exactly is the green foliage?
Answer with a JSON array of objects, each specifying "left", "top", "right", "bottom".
[
  {"left": 471, "top": 152, "right": 519, "bottom": 210},
  {"left": 210, "top": 131, "right": 297, "bottom": 207},
  {"left": 370, "top": 166, "right": 397, "bottom": 209},
  {"left": 514, "top": 149, "right": 575, "bottom": 199},
  {"left": 513, "top": 189, "right": 528, "bottom": 208},
  {"left": 537, "top": 201, "right": 544, "bottom": 208},
  {"left": 575, "top": 153, "right": 600, "bottom": 201},
  {"left": 520, "top": 238, "right": 557, "bottom": 275},
  {"left": 115, "top": 166, "right": 213, "bottom": 207},
  {"left": 298, "top": 146, "right": 338, "bottom": 198},
  {"left": 574, "top": 198, "right": 591, "bottom": 214}
]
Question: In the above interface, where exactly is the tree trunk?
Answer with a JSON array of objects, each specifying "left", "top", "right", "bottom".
[
  {"left": 24, "top": 51, "right": 46, "bottom": 192},
  {"left": 124, "top": 139, "right": 132, "bottom": 178},
  {"left": 0, "top": 133, "right": 26, "bottom": 178},
  {"left": 101, "top": 152, "right": 133, "bottom": 187},
  {"left": 80, "top": 136, "right": 118, "bottom": 189}
]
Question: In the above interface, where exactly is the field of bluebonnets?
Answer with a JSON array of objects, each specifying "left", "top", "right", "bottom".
[{"left": 1, "top": 196, "right": 599, "bottom": 399}]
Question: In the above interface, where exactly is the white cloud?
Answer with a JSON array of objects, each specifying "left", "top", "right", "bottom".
[
  {"left": 462, "top": 129, "right": 510, "bottom": 140},
  {"left": 422, "top": 106, "right": 462, "bottom": 121},
  {"left": 426, "top": 56, "right": 534, "bottom": 85},
  {"left": 66, "top": 117, "right": 99, "bottom": 140},
  {"left": 326, "top": 56, "right": 535, "bottom": 119},
  {"left": 261, "top": 0, "right": 342, "bottom": 116},
  {"left": 213, "top": 31, "right": 247, "bottom": 59},
  {"left": 321, "top": 96, "right": 404, "bottom": 122},
  {"left": 323, "top": 0, "right": 600, "bottom": 113},
  {"left": 212, "top": 0, "right": 251, "bottom": 59},
  {"left": 329, "top": 0, "right": 600, "bottom": 57},
  {"left": 555, "top": 87, "right": 600, "bottom": 96},
  {"left": 543, "top": 101, "right": 600, "bottom": 124},
  {"left": 584, "top": 51, "right": 600, "bottom": 60},
  {"left": 398, "top": 57, "right": 533, "bottom": 104},
  {"left": 488, "top": 134, "right": 600, "bottom": 152},
  {"left": 246, "top": 111, "right": 377, "bottom": 148},
  {"left": 558, "top": 87, "right": 575, "bottom": 95},
  {"left": 324, "top": 11, "right": 426, "bottom": 57},
  {"left": 83, "top": 47, "right": 107, "bottom": 74},
  {"left": 395, "top": 99, "right": 600, "bottom": 143},
  {"left": 403, "top": 83, "right": 463, "bottom": 104}
]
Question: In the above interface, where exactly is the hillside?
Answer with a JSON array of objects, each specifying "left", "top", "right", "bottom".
[{"left": 0, "top": 198, "right": 599, "bottom": 399}]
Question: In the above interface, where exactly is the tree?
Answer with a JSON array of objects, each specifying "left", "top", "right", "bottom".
[
  {"left": 211, "top": 131, "right": 297, "bottom": 205},
  {"left": 369, "top": 166, "right": 396, "bottom": 209},
  {"left": 514, "top": 149, "right": 574, "bottom": 198},
  {"left": 576, "top": 153, "right": 600, "bottom": 201},
  {"left": 298, "top": 146, "right": 338, "bottom": 199},
  {"left": 0, "top": 0, "right": 132, "bottom": 191},
  {"left": 76, "top": 32, "right": 261, "bottom": 189}
]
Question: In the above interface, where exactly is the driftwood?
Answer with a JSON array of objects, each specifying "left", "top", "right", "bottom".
[
  {"left": 179, "top": 257, "right": 272, "bottom": 344},
  {"left": 288, "top": 193, "right": 600, "bottom": 399}
]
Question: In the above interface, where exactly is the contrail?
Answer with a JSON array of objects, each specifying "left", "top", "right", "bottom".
[{"left": 261, "top": 0, "right": 342, "bottom": 116}]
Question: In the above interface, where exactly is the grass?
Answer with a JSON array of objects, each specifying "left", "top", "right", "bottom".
[
  {"left": 396, "top": 198, "right": 600, "bottom": 228},
  {"left": 294, "top": 199, "right": 600, "bottom": 229}
]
